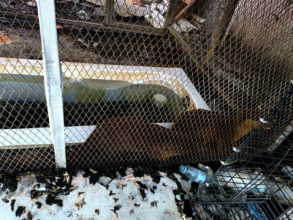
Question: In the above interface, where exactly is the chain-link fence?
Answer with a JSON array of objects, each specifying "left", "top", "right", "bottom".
[
  {"left": 0, "top": 1, "right": 56, "bottom": 173},
  {"left": 0, "top": 0, "right": 292, "bottom": 175}
]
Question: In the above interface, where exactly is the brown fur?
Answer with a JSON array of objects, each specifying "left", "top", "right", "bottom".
[
  {"left": 67, "top": 116, "right": 173, "bottom": 167},
  {"left": 170, "top": 109, "right": 268, "bottom": 156},
  {"left": 68, "top": 109, "right": 268, "bottom": 167}
]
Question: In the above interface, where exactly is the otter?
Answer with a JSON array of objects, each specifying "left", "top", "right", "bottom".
[
  {"left": 67, "top": 108, "right": 268, "bottom": 167},
  {"left": 170, "top": 109, "right": 269, "bottom": 156}
]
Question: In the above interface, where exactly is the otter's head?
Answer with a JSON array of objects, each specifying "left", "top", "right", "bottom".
[
  {"left": 234, "top": 118, "right": 260, "bottom": 141},
  {"left": 234, "top": 109, "right": 271, "bottom": 141}
]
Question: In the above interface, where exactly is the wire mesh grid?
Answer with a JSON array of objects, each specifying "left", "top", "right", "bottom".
[
  {"left": 58, "top": 0, "right": 293, "bottom": 169},
  {"left": 193, "top": 86, "right": 293, "bottom": 219},
  {"left": 0, "top": 0, "right": 292, "bottom": 176},
  {"left": 0, "top": 0, "right": 56, "bottom": 173}
]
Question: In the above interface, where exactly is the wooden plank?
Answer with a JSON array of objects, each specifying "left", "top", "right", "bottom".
[
  {"left": 58, "top": 18, "right": 165, "bottom": 36},
  {"left": 109, "top": 22, "right": 165, "bottom": 35},
  {"left": 163, "top": 0, "right": 177, "bottom": 28},
  {"left": 0, "top": 12, "right": 165, "bottom": 36},
  {"left": 204, "top": 0, "right": 239, "bottom": 64},
  {"left": 173, "top": 0, "right": 196, "bottom": 24}
]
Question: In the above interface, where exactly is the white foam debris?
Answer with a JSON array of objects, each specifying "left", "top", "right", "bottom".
[
  {"left": 198, "top": 163, "right": 214, "bottom": 176},
  {"left": 174, "top": 173, "right": 193, "bottom": 191},
  {"left": 125, "top": 168, "right": 134, "bottom": 176},
  {"left": 99, "top": 176, "right": 112, "bottom": 186},
  {"left": 0, "top": 170, "right": 185, "bottom": 219}
]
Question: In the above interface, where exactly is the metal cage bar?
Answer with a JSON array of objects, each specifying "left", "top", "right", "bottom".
[{"left": 37, "top": 0, "right": 66, "bottom": 169}]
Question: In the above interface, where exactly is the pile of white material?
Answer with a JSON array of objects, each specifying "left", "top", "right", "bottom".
[
  {"left": 0, "top": 169, "right": 192, "bottom": 220},
  {"left": 88, "top": 0, "right": 197, "bottom": 32},
  {"left": 54, "top": 0, "right": 199, "bottom": 33}
]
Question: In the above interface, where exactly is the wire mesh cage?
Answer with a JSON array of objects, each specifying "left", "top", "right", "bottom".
[
  {"left": 0, "top": 0, "right": 292, "bottom": 178},
  {"left": 1, "top": 0, "right": 293, "bottom": 217},
  {"left": 193, "top": 86, "right": 293, "bottom": 219},
  {"left": 59, "top": 0, "right": 293, "bottom": 169},
  {"left": 0, "top": 1, "right": 55, "bottom": 173}
]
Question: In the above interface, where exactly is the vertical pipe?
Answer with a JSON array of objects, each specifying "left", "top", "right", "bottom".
[
  {"left": 105, "top": 0, "right": 114, "bottom": 26},
  {"left": 37, "top": 0, "right": 66, "bottom": 168},
  {"left": 163, "top": 0, "right": 177, "bottom": 28}
]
